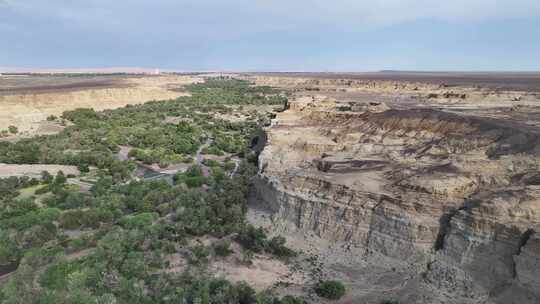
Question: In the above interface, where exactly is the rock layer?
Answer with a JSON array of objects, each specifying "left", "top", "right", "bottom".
[{"left": 249, "top": 93, "right": 540, "bottom": 303}]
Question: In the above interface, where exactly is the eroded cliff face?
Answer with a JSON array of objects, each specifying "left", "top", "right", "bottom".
[
  {"left": 241, "top": 75, "right": 540, "bottom": 107},
  {"left": 249, "top": 94, "right": 540, "bottom": 303},
  {"left": 0, "top": 76, "right": 198, "bottom": 133}
]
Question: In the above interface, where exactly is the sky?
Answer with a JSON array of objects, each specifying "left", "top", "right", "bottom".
[{"left": 1, "top": 0, "right": 540, "bottom": 71}]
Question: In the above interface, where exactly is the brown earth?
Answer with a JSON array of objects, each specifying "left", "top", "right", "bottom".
[
  {"left": 245, "top": 71, "right": 540, "bottom": 92},
  {"left": 0, "top": 76, "right": 126, "bottom": 95},
  {"left": 2, "top": 72, "right": 540, "bottom": 303},
  {"left": 246, "top": 74, "right": 540, "bottom": 303},
  {"left": 0, "top": 164, "right": 79, "bottom": 178},
  {"left": 0, "top": 74, "right": 202, "bottom": 136}
]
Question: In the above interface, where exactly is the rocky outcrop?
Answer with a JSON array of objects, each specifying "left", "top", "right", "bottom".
[
  {"left": 240, "top": 75, "right": 540, "bottom": 107},
  {"left": 249, "top": 94, "right": 540, "bottom": 303},
  {"left": 514, "top": 231, "right": 540, "bottom": 296},
  {"left": 426, "top": 188, "right": 540, "bottom": 299}
]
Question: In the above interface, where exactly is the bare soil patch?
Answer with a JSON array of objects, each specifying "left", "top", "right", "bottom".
[{"left": 0, "top": 164, "right": 79, "bottom": 178}]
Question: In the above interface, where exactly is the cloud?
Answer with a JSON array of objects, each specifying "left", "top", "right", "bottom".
[
  {"left": 4, "top": 0, "right": 540, "bottom": 34},
  {"left": 0, "top": 0, "right": 539, "bottom": 69},
  {"left": 255, "top": 0, "right": 540, "bottom": 25}
]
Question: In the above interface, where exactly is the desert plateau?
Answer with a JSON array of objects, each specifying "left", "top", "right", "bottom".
[
  {"left": 4, "top": 0, "right": 540, "bottom": 302},
  {"left": 0, "top": 71, "right": 538, "bottom": 303}
]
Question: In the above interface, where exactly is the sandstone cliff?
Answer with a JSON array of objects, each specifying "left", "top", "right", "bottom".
[{"left": 249, "top": 94, "right": 540, "bottom": 303}]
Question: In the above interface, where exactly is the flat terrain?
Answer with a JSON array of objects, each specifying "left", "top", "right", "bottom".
[
  {"left": 0, "top": 75, "right": 129, "bottom": 95},
  {"left": 0, "top": 74, "right": 200, "bottom": 136},
  {"left": 248, "top": 71, "right": 540, "bottom": 91}
]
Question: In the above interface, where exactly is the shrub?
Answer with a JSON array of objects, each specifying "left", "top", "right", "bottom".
[
  {"left": 77, "top": 163, "right": 90, "bottom": 173},
  {"left": 186, "top": 165, "right": 203, "bottom": 177},
  {"left": 68, "top": 235, "right": 95, "bottom": 251},
  {"left": 119, "top": 212, "right": 159, "bottom": 229},
  {"left": 0, "top": 230, "right": 20, "bottom": 265},
  {"left": 237, "top": 225, "right": 295, "bottom": 259},
  {"left": 184, "top": 176, "right": 206, "bottom": 188},
  {"left": 267, "top": 236, "right": 296, "bottom": 259},
  {"left": 189, "top": 244, "right": 210, "bottom": 265},
  {"left": 80, "top": 209, "right": 114, "bottom": 228},
  {"left": 211, "top": 167, "right": 226, "bottom": 183},
  {"left": 214, "top": 240, "right": 233, "bottom": 257},
  {"left": 8, "top": 126, "right": 18, "bottom": 134},
  {"left": 39, "top": 260, "right": 79, "bottom": 290},
  {"left": 59, "top": 209, "right": 114, "bottom": 229},
  {"left": 315, "top": 280, "right": 346, "bottom": 300},
  {"left": 237, "top": 225, "right": 267, "bottom": 253},
  {"left": 62, "top": 108, "right": 98, "bottom": 123},
  {"left": 34, "top": 186, "right": 51, "bottom": 195},
  {"left": 235, "top": 282, "right": 257, "bottom": 304},
  {"left": 280, "top": 295, "right": 306, "bottom": 304},
  {"left": 203, "top": 146, "right": 224, "bottom": 156},
  {"left": 62, "top": 192, "right": 88, "bottom": 209},
  {"left": 54, "top": 171, "right": 67, "bottom": 185},
  {"left": 224, "top": 161, "right": 236, "bottom": 171},
  {"left": 41, "top": 171, "right": 53, "bottom": 184},
  {"left": 174, "top": 165, "right": 207, "bottom": 188},
  {"left": 58, "top": 210, "right": 83, "bottom": 229},
  {"left": 202, "top": 159, "right": 220, "bottom": 167}
]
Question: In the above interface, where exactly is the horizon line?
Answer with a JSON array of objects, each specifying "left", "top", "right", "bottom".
[{"left": 2, "top": 67, "right": 540, "bottom": 75}]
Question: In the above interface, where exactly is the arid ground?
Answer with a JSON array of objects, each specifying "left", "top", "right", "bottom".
[
  {"left": 0, "top": 74, "right": 201, "bottom": 136},
  {"left": 1, "top": 72, "right": 539, "bottom": 304}
]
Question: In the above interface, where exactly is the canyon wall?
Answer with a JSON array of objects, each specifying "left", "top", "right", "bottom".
[{"left": 249, "top": 93, "right": 540, "bottom": 303}]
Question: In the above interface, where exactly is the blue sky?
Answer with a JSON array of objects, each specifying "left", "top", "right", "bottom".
[{"left": 1, "top": 0, "right": 539, "bottom": 71}]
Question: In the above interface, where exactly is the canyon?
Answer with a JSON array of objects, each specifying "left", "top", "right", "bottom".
[
  {"left": 246, "top": 74, "right": 540, "bottom": 303},
  {"left": 1, "top": 72, "right": 539, "bottom": 303}
]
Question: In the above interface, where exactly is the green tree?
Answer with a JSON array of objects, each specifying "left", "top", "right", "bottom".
[
  {"left": 41, "top": 171, "right": 53, "bottom": 184},
  {"left": 315, "top": 280, "right": 346, "bottom": 300},
  {"left": 214, "top": 240, "right": 233, "bottom": 257},
  {"left": 280, "top": 295, "right": 306, "bottom": 304},
  {"left": 54, "top": 171, "right": 67, "bottom": 185},
  {"left": 8, "top": 126, "right": 18, "bottom": 134},
  {"left": 0, "top": 230, "right": 19, "bottom": 265}
]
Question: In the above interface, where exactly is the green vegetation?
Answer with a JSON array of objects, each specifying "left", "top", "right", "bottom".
[
  {"left": 7, "top": 126, "right": 18, "bottom": 134},
  {"left": 315, "top": 280, "right": 346, "bottom": 300},
  {"left": 0, "top": 79, "right": 282, "bottom": 173},
  {"left": 279, "top": 295, "right": 306, "bottom": 304},
  {"left": 173, "top": 165, "right": 207, "bottom": 188},
  {"left": 214, "top": 240, "right": 233, "bottom": 257},
  {"left": 237, "top": 225, "right": 296, "bottom": 259},
  {"left": 0, "top": 79, "right": 299, "bottom": 304}
]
